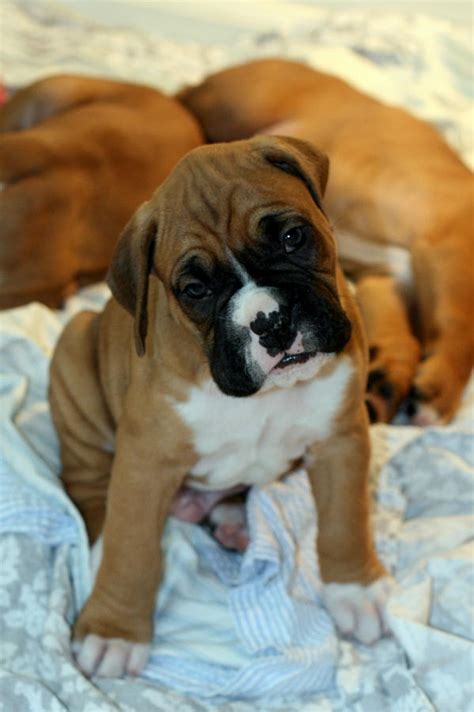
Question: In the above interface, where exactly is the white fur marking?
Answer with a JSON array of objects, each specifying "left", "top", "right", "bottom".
[
  {"left": 226, "top": 249, "right": 253, "bottom": 285},
  {"left": 322, "top": 576, "right": 393, "bottom": 644},
  {"left": 410, "top": 403, "right": 441, "bottom": 427},
  {"left": 248, "top": 334, "right": 279, "bottom": 375},
  {"left": 90, "top": 536, "right": 103, "bottom": 581},
  {"left": 336, "top": 230, "right": 413, "bottom": 290},
  {"left": 176, "top": 357, "right": 353, "bottom": 490},
  {"left": 230, "top": 284, "right": 309, "bottom": 376},
  {"left": 262, "top": 350, "right": 333, "bottom": 390},
  {"left": 249, "top": 331, "right": 313, "bottom": 384},
  {"left": 75, "top": 634, "right": 150, "bottom": 677},
  {"left": 208, "top": 501, "right": 246, "bottom": 527},
  {"left": 231, "top": 283, "right": 280, "bottom": 329},
  {"left": 74, "top": 538, "right": 150, "bottom": 678}
]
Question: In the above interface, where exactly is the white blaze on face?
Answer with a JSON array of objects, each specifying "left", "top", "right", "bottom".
[
  {"left": 230, "top": 283, "right": 286, "bottom": 376},
  {"left": 224, "top": 251, "right": 336, "bottom": 390},
  {"left": 228, "top": 281, "right": 336, "bottom": 389}
]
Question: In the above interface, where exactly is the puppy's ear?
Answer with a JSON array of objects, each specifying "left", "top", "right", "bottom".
[
  {"left": 255, "top": 135, "right": 329, "bottom": 214},
  {"left": 107, "top": 201, "right": 157, "bottom": 357}
]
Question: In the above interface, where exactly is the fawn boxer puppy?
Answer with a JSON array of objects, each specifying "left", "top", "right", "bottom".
[
  {"left": 0, "top": 75, "right": 202, "bottom": 308},
  {"left": 50, "top": 136, "right": 389, "bottom": 678},
  {"left": 179, "top": 58, "right": 474, "bottom": 425}
]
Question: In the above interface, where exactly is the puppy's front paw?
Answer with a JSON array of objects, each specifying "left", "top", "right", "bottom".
[
  {"left": 322, "top": 576, "right": 393, "bottom": 644},
  {"left": 73, "top": 634, "right": 150, "bottom": 678}
]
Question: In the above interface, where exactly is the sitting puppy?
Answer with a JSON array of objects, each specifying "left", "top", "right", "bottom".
[{"left": 50, "top": 135, "right": 389, "bottom": 678}]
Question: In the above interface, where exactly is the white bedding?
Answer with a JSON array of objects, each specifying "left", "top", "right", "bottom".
[{"left": 0, "top": 2, "right": 473, "bottom": 711}]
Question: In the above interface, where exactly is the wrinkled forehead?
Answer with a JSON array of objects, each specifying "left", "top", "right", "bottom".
[{"left": 153, "top": 142, "right": 322, "bottom": 278}]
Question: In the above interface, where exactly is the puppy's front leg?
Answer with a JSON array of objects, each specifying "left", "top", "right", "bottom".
[
  {"left": 73, "top": 415, "right": 186, "bottom": 678},
  {"left": 308, "top": 406, "right": 390, "bottom": 644}
]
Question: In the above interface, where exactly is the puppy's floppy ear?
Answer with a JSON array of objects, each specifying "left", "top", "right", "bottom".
[
  {"left": 107, "top": 201, "right": 157, "bottom": 357},
  {"left": 255, "top": 135, "right": 330, "bottom": 213}
]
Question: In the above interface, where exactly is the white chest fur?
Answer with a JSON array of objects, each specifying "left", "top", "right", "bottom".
[{"left": 174, "top": 358, "right": 353, "bottom": 490}]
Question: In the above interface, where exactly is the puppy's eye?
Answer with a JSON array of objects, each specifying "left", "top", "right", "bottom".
[
  {"left": 281, "top": 226, "right": 306, "bottom": 253},
  {"left": 183, "top": 281, "right": 212, "bottom": 299}
]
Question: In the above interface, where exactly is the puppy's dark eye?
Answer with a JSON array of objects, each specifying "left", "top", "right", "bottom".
[
  {"left": 281, "top": 226, "right": 306, "bottom": 253},
  {"left": 183, "top": 281, "right": 212, "bottom": 299}
]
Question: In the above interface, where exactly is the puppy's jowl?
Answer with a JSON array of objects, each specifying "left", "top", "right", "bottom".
[{"left": 50, "top": 136, "right": 390, "bottom": 678}]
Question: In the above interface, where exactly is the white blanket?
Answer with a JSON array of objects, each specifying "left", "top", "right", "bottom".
[
  {"left": 0, "top": 2, "right": 473, "bottom": 710},
  {"left": 1, "top": 285, "right": 473, "bottom": 711}
]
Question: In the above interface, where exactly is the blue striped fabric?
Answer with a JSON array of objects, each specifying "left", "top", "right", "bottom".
[
  {"left": 0, "top": 299, "right": 338, "bottom": 700},
  {"left": 143, "top": 474, "right": 337, "bottom": 698}
]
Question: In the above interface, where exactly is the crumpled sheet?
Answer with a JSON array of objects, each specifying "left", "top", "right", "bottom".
[
  {"left": 1, "top": 288, "right": 472, "bottom": 712},
  {"left": 1, "top": 2, "right": 473, "bottom": 710}
]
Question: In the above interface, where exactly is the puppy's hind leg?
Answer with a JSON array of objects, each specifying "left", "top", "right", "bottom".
[
  {"left": 58, "top": 454, "right": 111, "bottom": 544},
  {"left": 356, "top": 274, "right": 421, "bottom": 423},
  {"left": 49, "top": 311, "right": 114, "bottom": 542},
  {"left": 409, "top": 221, "right": 474, "bottom": 424}
]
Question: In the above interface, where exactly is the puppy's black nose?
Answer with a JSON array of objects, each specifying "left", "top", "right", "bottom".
[{"left": 250, "top": 308, "right": 296, "bottom": 357}]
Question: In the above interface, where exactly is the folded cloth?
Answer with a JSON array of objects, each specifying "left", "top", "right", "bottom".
[
  {"left": 145, "top": 472, "right": 338, "bottom": 697},
  {"left": 1, "top": 286, "right": 473, "bottom": 708}
]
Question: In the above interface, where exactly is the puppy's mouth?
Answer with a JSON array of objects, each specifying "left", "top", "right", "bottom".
[
  {"left": 275, "top": 350, "right": 317, "bottom": 369},
  {"left": 262, "top": 346, "right": 334, "bottom": 391}
]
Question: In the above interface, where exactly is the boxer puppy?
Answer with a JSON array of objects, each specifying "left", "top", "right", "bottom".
[
  {"left": 179, "top": 58, "right": 474, "bottom": 425},
  {"left": 0, "top": 75, "right": 202, "bottom": 308},
  {"left": 50, "top": 135, "right": 389, "bottom": 678}
]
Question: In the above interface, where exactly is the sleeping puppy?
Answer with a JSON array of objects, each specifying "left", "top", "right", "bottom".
[
  {"left": 0, "top": 75, "right": 202, "bottom": 308},
  {"left": 50, "top": 135, "right": 389, "bottom": 679},
  {"left": 179, "top": 58, "right": 474, "bottom": 425}
]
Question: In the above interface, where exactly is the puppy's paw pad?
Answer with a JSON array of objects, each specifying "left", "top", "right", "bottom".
[
  {"left": 322, "top": 576, "right": 393, "bottom": 644},
  {"left": 73, "top": 633, "right": 150, "bottom": 678}
]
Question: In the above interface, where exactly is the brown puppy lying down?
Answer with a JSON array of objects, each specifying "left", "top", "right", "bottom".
[
  {"left": 50, "top": 136, "right": 390, "bottom": 678},
  {"left": 0, "top": 75, "right": 202, "bottom": 308},
  {"left": 179, "top": 58, "right": 474, "bottom": 426}
]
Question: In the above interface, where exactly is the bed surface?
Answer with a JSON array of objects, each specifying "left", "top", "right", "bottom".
[{"left": 0, "top": 2, "right": 473, "bottom": 710}]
